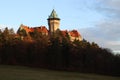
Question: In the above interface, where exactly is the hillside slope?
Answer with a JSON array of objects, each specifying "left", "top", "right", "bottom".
[{"left": 0, "top": 65, "right": 119, "bottom": 80}]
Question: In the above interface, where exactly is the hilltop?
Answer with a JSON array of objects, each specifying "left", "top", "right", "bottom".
[
  {"left": 0, "top": 9, "right": 119, "bottom": 76},
  {"left": 0, "top": 27, "right": 120, "bottom": 76}
]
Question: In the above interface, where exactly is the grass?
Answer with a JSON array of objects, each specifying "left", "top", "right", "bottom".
[{"left": 0, "top": 65, "right": 119, "bottom": 80}]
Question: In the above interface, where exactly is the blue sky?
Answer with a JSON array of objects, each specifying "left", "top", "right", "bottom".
[
  {"left": 0, "top": 0, "right": 103, "bottom": 30},
  {"left": 0, "top": 0, "right": 120, "bottom": 53}
]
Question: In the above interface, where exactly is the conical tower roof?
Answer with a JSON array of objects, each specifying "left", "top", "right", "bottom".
[{"left": 48, "top": 9, "right": 60, "bottom": 20}]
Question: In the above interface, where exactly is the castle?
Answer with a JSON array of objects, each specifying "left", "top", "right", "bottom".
[{"left": 17, "top": 9, "right": 82, "bottom": 41}]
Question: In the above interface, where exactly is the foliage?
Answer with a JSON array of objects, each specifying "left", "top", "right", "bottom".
[{"left": 0, "top": 27, "right": 120, "bottom": 76}]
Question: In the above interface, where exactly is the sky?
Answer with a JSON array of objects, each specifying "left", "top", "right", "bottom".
[{"left": 0, "top": 0, "right": 120, "bottom": 53}]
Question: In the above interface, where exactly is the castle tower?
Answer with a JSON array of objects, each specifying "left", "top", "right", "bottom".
[{"left": 47, "top": 9, "right": 60, "bottom": 35}]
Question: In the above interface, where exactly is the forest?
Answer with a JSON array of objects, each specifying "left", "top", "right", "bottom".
[{"left": 0, "top": 27, "right": 120, "bottom": 76}]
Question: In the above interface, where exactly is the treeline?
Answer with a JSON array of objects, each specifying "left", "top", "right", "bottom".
[{"left": 0, "top": 27, "right": 120, "bottom": 76}]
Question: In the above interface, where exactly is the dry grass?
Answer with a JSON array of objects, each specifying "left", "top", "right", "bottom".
[{"left": 0, "top": 65, "right": 119, "bottom": 80}]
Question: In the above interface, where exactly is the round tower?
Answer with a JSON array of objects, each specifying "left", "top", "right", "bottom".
[{"left": 47, "top": 9, "right": 60, "bottom": 35}]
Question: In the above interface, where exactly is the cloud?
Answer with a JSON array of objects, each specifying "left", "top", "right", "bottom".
[
  {"left": 79, "top": 0, "right": 120, "bottom": 53},
  {"left": 108, "top": 41, "right": 120, "bottom": 46},
  {"left": 96, "top": 0, "right": 120, "bottom": 18},
  {"left": 96, "top": 20, "right": 120, "bottom": 40},
  {"left": 79, "top": 21, "right": 120, "bottom": 52},
  {"left": 99, "top": 0, "right": 120, "bottom": 9}
]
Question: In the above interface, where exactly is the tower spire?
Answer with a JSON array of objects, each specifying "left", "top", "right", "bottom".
[{"left": 48, "top": 9, "right": 60, "bottom": 20}]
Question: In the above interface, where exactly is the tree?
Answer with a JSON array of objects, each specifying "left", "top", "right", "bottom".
[
  {"left": 19, "top": 29, "right": 27, "bottom": 36},
  {"left": 18, "top": 29, "right": 27, "bottom": 40},
  {"left": 9, "top": 28, "right": 15, "bottom": 35},
  {"left": 0, "top": 29, "right": 3, "bottom": 42},
  {"left": 3, "top": 27, "right": 9, "bottom": 41},
  {"left": 91, "top": 42, "right": 99, "bottom": 48}
]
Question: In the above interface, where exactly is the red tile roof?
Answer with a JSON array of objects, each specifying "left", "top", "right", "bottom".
[
  {"left": 20, "top": 24, "right": 48, "bottom": 34},
  {"left": 61, "top": 30, "right": 81, "bottom": 38},
  {"left": 18, "top": 24, "right": 82, "bottom": 40},
  {"left": 69, "top": 30, "right": 81, "bottom": 37}
]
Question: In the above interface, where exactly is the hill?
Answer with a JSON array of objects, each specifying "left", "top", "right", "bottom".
[{"left": 0, "top": 27, "right": 120, "bottom": 76}]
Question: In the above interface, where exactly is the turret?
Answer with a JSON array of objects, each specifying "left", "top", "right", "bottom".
[{"left": 47, "top": 9, "right": 60, "bottom": 35}]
